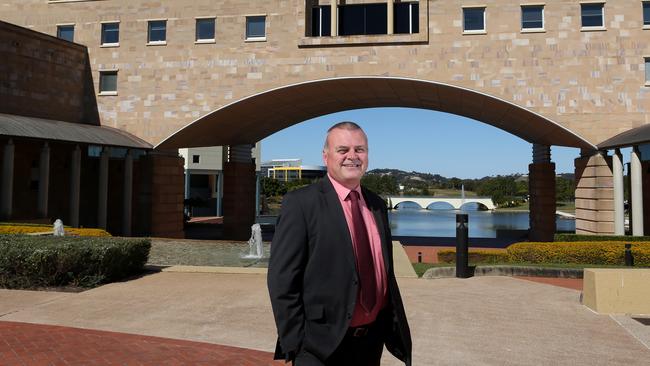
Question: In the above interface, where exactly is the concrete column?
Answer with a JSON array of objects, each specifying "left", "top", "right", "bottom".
[
  {"left": 612, "top": 149, "right": 625, "bottom": 235},
  {"left": 69, "top": 145, "right": 81, "bottom": 228},
  {"left": 387, "top": 0, "right": 394, "bottom": 34},
  {"left": 631, "top": 147, "right": 644, "bottom": 236},
  {"left": 330, "top": 0, "right": 337, "bottom": 36},
  {"left": 97, "top": 147, "right": 109, "bottom": 229},
  {"left": 122, "top": 150, "right": 133, "bottom": 236},
  {"left": 529, "top": 144, "right": 555, "bottom": 242},
  {"left": 1, "top": 139, "right": 14, "bottom": 220},
  {"left": 37, "top": 142, "right": 50, "bottom": 218}
]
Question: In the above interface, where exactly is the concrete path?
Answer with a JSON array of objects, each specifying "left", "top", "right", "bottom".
[{"left": 1, "top": 272, "right": 648, "bottom": 365}]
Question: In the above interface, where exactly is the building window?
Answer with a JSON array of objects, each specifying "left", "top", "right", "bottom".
[
  {"left": 581, "top": 3, "right": 604, "bottom": 28},
  {"left": 246, "top": 16, "right": 266, "bottom": 40},
  {"left": 56, "top": 25, "right": 74, "bottom": 42},
  {"left": 99, "top": 71, "right": 117, "bottom": 95},
  {"left": 311, "top": 6, "right": 331, "bottom": 36},
  {"left": 521, "top": 5, "right": 544, "bottom": 30},
  {"left": 339, "top": 3, "right": 387, "bottom": 36},
  {"left": 148, "top": 20, "right": 167, "bottom": 44},
  {"left": 196, "top": 18, "right": 215, "bottom": 42},
  {"left": 101, "top": 22, "right": 120, "bottom": 45},
  {"left": 394, "top": 2, "right": 419, "bottom": 34},
  {"left": 192, "top": 155, "right": 200, "bottom": 163},
  {"left": 463, "top": 7, "right": 486, "bottom": 33},
  {"left": 644, "top": 2, "right": 650, "bottom": 27}
]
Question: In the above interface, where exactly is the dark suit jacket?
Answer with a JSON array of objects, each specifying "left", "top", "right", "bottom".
[{"left": 267, "top": 177, "right": 412, "bottom": 365}]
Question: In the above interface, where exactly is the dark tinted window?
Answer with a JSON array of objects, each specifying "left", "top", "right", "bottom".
[
  {"left": 339, "top": 3, "right": 387, "bottom": 36},
  {"left": 463, "top": 8, "right": 485, "bottom": 31},
  {"left": 101, "top": 23, "right": 119, "bottom": 44},
  {"left": 99, "top": 71, "right": 117, "bottom": 93},
  {"left": 394, "top": 2, "right": 419, "bottom": 34},
  {"left": 196, "top": 18, "right": 215, "bottom": 40},
  {"left": 581, "top": 3, "right": 603, "bottom": 27},
  {"left": 644, "top": 2, "right": 650, "bottom": 26},
  {"left": 246, "top": 16, "right": 266, "bottom": 38},
  {"left": 57, "top": 25, "right": 74, "bottom": 42},
  {"left": 311, "top": 6, "right": 331, "bottom": 36},
  {"left": 521, "top": 5, "right": 543, "bottom": 29},
  {"left": 148, "top": 20, "right": 167, "bottom": 42}
]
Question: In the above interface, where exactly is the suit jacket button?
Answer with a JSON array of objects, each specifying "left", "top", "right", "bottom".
[
  {"left": 347, "top": 313, "right": 352, "bottom": 319},
  {"left": 353, "top": 280, "right": 358, "bottom": 285}
]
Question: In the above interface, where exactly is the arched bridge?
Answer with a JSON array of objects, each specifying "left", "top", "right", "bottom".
[{"left": 387, "top": 196, "right": 496, "bottom": 211}]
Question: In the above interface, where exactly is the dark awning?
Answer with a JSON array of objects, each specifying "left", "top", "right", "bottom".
[
  {"left": 598, "top": 123, "right": 650, "bottom": 149},
  {"left": 0, "top": 113, "right": 152, "bottom": 149}
]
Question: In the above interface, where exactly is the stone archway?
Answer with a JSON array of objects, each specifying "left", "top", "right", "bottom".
[{"left": 157, "top": 77, "right": 596, "bottom": 240}]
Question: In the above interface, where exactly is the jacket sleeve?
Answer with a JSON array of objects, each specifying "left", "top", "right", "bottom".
[{"left": 267, "top": 192, "right": 309, "bottom": 360}]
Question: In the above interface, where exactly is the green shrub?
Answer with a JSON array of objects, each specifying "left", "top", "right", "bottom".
[
  {"left": 507, "top": 241, "right": 650, "bottom": 266},
  {"left": 437, "top": 249, "right": 508, "bottom": 264},
  {"left": 554, "top": 233, "right": 650, "bottom": 242},
  {"left": 0, "top": 235, "right": 151, "bottom": 289}
]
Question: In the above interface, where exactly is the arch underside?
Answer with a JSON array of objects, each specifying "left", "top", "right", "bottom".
[{"left": 157, "top": 77, "right": 595, "bottom": 150}]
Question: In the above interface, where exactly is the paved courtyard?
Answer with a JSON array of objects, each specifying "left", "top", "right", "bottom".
[{"left": 1, "top": 271, "right": 648, "bottom": 365}]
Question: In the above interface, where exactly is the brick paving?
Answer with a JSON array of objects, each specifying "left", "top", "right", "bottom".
[
  {"left": 0, "top": 321, "right": 282, "bottom": 366},
  {"left": 514, "top": 276, "right": 583, "bottom": 291}
]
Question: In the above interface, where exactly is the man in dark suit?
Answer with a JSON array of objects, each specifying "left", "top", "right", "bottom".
[{"left": 267, "top": 122, "right": 412, "bottom": 366}]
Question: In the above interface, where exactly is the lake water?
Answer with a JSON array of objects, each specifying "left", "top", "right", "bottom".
[{"left": 388, "top": 208, "right": 575, "bottom": 238}]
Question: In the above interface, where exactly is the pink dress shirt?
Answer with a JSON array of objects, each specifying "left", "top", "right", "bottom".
[{"left": 328, "top": 175, "right": 387, "bottom": 327}]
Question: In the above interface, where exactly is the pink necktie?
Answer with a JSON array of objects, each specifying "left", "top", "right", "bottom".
[{"left": 347, "top": 190, "right": 376, "bottom": 312}]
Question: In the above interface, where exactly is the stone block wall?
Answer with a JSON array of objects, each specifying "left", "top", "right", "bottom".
[
  {"left": 0, "top": 20, "right": 98, "bottom": 125},
  {"left": 575, "top": 153, "right": 614, "bottom": 235},
  {"left": 140, "top": 152, "right": 185, "bottom": 238}
]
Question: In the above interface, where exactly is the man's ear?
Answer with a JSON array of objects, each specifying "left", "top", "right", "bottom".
[{"left": 322, "top": 150, "right": 328, "bottom": 165}]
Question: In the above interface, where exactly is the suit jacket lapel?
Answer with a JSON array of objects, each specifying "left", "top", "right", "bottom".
[{"left": 320, "top": 178, "right": 357, "bottom": 270}]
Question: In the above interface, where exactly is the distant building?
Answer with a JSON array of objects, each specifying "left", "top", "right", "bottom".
[{"left": 261, "top": 159, "right": 326, "bottom": 182}]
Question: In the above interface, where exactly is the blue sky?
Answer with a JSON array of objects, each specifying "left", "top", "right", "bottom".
[{"left": 261, "top": 107, "right": 584, "bottom": 179}]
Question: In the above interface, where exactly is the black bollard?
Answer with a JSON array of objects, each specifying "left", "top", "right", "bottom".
[
  {"left": 456, "top": 214, "right": 470, "bottom": 278},
  {"left": 417, "top": 252, "right": 422, "bottom": 263},
  {"left": 625, "top": 244, "right": 634, "bottom": 266}
]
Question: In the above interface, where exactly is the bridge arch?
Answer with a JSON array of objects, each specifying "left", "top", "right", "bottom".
[
  {"left": 156, "top": 77, "right": 595, "bottom": 150},
  {"left": 426, "top": 202, "right": 455, "bottom": 210},
  {"left": 394, "top": 201, "right": 424, "bottom": 210},
  {"left": 459, "top": 202, "right": 490, "bottom": 211}
]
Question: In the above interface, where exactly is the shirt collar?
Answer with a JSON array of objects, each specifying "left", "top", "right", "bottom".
[{"left": 327, "top": 174, "right": 362, "bottom": 201}]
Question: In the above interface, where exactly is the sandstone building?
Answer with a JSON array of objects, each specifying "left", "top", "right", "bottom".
[{"left": 2, "top": 0, "right": 650, "bottom": 238}]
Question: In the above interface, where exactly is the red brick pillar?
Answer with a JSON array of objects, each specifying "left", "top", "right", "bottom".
[
  {"left": 137, "top": 151, "right": 184, "bottom": 238},
  {"left": 223, "top": 161, "right": 256, "bottom": 240},
  {"left": 529, "top": 162, "right": 556, "bottom": 242},
  {"left": 574, "top": 152, "right": 614, "bottom": 235}
]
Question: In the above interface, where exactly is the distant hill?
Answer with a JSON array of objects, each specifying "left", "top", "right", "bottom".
[{"left": 367, "top": 168, "right": 574, "bottom": 186}]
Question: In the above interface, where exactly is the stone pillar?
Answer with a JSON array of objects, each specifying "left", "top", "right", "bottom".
[
  {"left": 223, "top": 144, "right": 256, "bottom": 240},
  {"left": 98, "top": 147, "right": 110, "bottom": 229},
  {"left": 69, "top": 145, "right": 81, "bottom": 228},
  {"left": 140, "top": 150, "right": 184, "bottom": 238},
  {"left": 529, "top": 144, "right": 555, "bottom": 242},
  {"left": 37, "top": 142, "right": 50, "bottom": 218},
  {"left": 630, "top": 147, "right": 644, "bottom": 236},
  {"left": 1, "top": 139, "right": 14, "bottom": 220},
  {"left": 574, "top": 151, "right": 615, "bottom": 235},
  {"left": 387, "top": 0, "right": 394, "bottom": 34},
  {"left": 123, "top": 150, "right": 133, "bottom": 236},
  {"left": 612, "top": 149, "right": 625, "bottom": 235},
  {"left": 330, "top": 0, "right": 337, "bottom": 37}
]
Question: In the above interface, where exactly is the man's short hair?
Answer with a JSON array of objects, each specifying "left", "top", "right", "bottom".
[{"left": 324, "top": 121, "right": 365, "bottom": 149}]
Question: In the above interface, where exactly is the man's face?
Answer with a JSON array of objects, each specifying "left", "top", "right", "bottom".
[{"left": 323, "top": 128, "right": 368, "bottom": 189}]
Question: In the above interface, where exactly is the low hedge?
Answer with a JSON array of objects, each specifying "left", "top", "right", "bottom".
[
  {"left": 554, "top": 233, "right": 650, "bottom": 242},
  {"left": 437, "top": 242, "right": 650, "bottom": 267},
  {"left": 0, "top": 235, "right": 151, "bottom": 289},
  {"left": 0, "top": 223, "right": 110, "bottom": 237}
]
